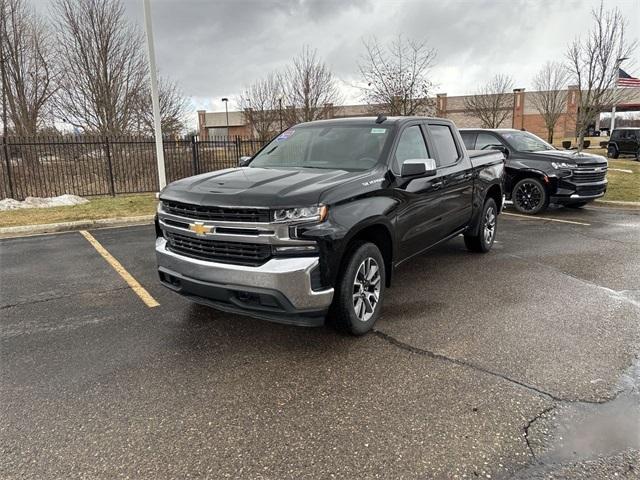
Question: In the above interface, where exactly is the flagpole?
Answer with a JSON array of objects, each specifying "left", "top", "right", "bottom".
[{"left": 611, "top": 57, "right": 629, "bottom": 133}]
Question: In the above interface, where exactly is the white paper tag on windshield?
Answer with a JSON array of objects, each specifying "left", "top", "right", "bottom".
[{"left": 370, "top": 128, "right": 386, "bottom": 134}]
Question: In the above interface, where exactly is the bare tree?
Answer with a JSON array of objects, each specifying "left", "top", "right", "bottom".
[
  {"left": 463, "top": 74, "right": 514, "bottom": 128},
  {"left": 0, "top": 0, "right": 57, "bottom": 136},
  {"left": 238, "top": 72, "right": 282, "bottom": 141},
  {"left": 282, "top": 46, "right": 342, "bottom": 124},
  {"left": 53, "top": 0, "right": 147, "bottom": 135},
  {"left": 358, "top": 35, "right": 437, "bottom": 116},
  {"left": 530, "top": 61, "right": 568, "bottom": 143},
  {"left": 566, "top": 2, "right": 636, "bottom": 150},
  {"left": 135, "top": 76, "right": 190, "bottom": 137}
]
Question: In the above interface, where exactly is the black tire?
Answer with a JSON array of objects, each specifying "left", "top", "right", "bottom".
[
  {"left": 332, "top": 242, "right": 385, "bottom": 336},
  {"left": 567, "top": 201, "right": 589, "bottom": 208},
  {"left": 607, "top": 145, "right": 619, "bottom": 159},
  {"left": 464, "top": 198, "right": 498, "bottom": 253},
  {"left": 512, "top": 177, "right": 549, "bottom": 214}
]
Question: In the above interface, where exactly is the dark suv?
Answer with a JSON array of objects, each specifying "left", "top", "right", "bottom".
[
  {"left": 608, "top": 128, "right": 640, "bottom": 160},
  {"left": 460, "top": 129, "right": 608, "bottom": 214}
]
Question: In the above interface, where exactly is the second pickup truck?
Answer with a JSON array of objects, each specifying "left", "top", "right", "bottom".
[{"left": 156, "top": 116, "right": 504, "bottom": 335}]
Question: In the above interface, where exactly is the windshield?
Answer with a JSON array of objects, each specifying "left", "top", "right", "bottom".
[
  {"left": 501, "top": 131, "right": 555, "bottom": 152},
  {"left": 249, "top": 124, "right": 391, "bottom": 171}
]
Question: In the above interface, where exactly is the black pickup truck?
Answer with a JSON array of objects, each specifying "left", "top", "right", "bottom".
[
  {"left": 460, "top": 129, "right": 608, "bottom": 214},
  {"left": 156, "top": 117, "right": 504, "bottom": 335}
]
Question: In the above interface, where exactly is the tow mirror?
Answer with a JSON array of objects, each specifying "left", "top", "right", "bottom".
[
  {"left": 238, "top": 156, "right": 252, "bottom": 167},
  {"left": 401, "top": 158, "right": 437, "bottom": 178}
]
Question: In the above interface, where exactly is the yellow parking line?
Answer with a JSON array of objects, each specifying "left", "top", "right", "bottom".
[
  {"left": 79, "top": 230, "right": 160, "bottom": 308},
  {"left": 503, "top": 212, "right": 590, "bottom": 226}
]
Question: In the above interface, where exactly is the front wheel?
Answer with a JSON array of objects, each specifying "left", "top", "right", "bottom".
[
  {"left": 512, "top": 177, "right": 548, "bottom": 214},
  {"left": 608, "top": 145, "right": 619, "bottom": 159},
  {"left": 464, "top": 198, "right": 498, "bottom": 253},
  {"left": 333, "top": 242, "right": 385, "bottom": 336}
]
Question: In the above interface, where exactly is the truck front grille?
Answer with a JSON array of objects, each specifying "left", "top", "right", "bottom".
[
  {"left": 165, "top": 232, "right": 271, "bottom": 266},
  {"left": 163, "top": 201, "right": 270, "bottom": 223}
]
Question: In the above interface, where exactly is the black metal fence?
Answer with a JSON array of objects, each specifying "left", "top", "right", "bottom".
[{"left": 0, "top": 135, "right": 269, "bottom": 200}]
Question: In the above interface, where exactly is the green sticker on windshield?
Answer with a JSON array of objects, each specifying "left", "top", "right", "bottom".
[{"left": 371, "top": 128, "right": 386, "bottom": 134}]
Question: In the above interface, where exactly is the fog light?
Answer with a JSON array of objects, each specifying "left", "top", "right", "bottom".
[{"left": 273, "top": 245, "right": 318, "bottom": 254}]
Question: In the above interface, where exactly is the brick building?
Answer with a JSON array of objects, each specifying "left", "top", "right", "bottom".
[{"left": 198, "top": 86, "right": 640, "bottom": 143}]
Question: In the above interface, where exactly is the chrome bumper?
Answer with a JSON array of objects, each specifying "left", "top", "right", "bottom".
[{"left": 155, "top": 237, "right": 333, "bottom": 312}]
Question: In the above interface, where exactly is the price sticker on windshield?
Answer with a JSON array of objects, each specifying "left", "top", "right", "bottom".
[
  {"left": 370, "top": 128, "right": 386, "bottom": 134},
  {"left": 276, "top": 129, "right": 295, "bottom": 141}
]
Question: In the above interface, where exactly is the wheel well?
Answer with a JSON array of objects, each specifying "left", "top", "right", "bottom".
[
  {"left": 485, "top": 184, "right": 502, "bottom": 211},
  {"left": 346, "top": 224, "right": 393, "bottom": 287},
  {"left": 508, "top": 171, "right": 548, "bottom": 197}
]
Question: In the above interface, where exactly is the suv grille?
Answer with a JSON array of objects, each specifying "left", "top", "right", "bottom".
[
  {"left": 573, "top": 166, "right": 607, "bottom": 184},
  {"left": 165, "top": 232, "right": 271, "bottom": 266},
  {"left": 163, "top": 201, "right": 270, "bottom": 223}
]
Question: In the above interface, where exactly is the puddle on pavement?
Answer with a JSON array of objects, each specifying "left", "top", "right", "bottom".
[{"left": 539, "top": 357, "right": 640, "bottom": 463}]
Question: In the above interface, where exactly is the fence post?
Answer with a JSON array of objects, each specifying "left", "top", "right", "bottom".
[
  {"left": 104, "top": 136, "right": 116, "bottom": 196},
  {"left": 191, "top": 135, "right": 199, "bottom": 175},
  {"left": 2, "top": 136, "right": 15, "bottom": 199},
  {"left": 235, "top": 135, "right": 241, "bottom": 163}
]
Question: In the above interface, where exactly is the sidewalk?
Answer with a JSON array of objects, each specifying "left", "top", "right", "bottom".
[{"left": 0, "top": 215, "right": 154, "bottom": 239}]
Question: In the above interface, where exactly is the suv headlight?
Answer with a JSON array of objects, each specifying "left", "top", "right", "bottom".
[
  {"left": 272, "top": 205, "right": 328, "bottom": 223},
  {"left": 551, "top": 162, "right": 578, "bottom": 169}
]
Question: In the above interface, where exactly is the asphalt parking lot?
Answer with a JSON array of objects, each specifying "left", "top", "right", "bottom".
[{"left": 1, "top": 205, "right": 639, "bottom": 479}]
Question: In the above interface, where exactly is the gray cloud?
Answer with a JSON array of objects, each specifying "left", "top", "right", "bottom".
[{"left": 32, "top": 0, "right": 640, "bottom": 127}]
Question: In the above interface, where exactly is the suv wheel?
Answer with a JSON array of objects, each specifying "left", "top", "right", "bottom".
[
  {"left": 333, "top": 242, "right": 385, "bottom": 335},
  {"left": 512, "top": 177, "right": 548, "bottom": 214},
  {"left": 608, "top": 145, "right": 619, "bottom": 159},
  {"left": 464, "top": 198, "right": 498, "bottom": 253}
]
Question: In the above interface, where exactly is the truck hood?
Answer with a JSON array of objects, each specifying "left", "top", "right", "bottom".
[
  {"left": 160, "top": 167, "right": 368, "bottom": 208},
  {"left": 524, "top": 149, "right": 607, "bottom": 165}
]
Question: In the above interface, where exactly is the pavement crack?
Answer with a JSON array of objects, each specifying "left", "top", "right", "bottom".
[
  {"left": 523, "top": 405, "right": 556, "bottom": 461},
  {"left": 373, "top": 329, "right": 560, "bottom": 401},
  {"left": 373, "top": 330, "right": 624, "bottom": 405}
]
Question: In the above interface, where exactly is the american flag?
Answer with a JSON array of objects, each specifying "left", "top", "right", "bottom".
[{"left": 618, "top": 68, "right": 640, "bottom": 87}]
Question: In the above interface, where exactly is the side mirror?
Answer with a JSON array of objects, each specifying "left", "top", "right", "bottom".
[
  {"left": 238, "top": 156, "right": 252, "bottom": 167},
  {"left": 401, "top": 158, "right": 437, "bottom": 178},
  {"left": 490, "top": 145, "right": 509, "bottom": 157}
]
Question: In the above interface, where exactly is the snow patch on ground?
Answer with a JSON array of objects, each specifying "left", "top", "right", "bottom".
[{"left": 0, "top": 195, "right": 89, "bottom": 211}]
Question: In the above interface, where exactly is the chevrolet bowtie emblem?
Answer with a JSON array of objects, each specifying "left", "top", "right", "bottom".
[{"left": 189, "top": 222, "right": 213, "bottom": 236}]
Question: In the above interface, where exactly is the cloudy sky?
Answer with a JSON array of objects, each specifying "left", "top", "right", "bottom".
[{"left": 34, "top": 0, "right": 640, "bottom": 128}]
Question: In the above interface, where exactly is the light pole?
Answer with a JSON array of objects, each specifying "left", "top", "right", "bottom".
[
  {"left": 278, "top": 97, "right": 283, "bottom": 131},
  {"left": 221, "top": 97, "right": 229, "bottom": 136},
  {"left": 610, "top": 57, "right": 628, "bottom": 132},
  {"left": 142, "top": 0, "right": 166, "bottom": 190}
]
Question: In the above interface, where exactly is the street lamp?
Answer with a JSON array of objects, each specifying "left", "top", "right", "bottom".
[
  {"left": 221, "top": 97, "right": 229, "bottom": 136},
  {"left": 278, "top": 97, "right": 283, "bottom": 131},
  {"left": 610, "top": 57, "right": 629, "bottom": 132}
]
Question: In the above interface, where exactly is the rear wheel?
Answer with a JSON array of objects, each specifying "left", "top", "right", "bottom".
[
  {"left": 512, "top": 177, "right": 548, "bottom": 214},
  {"left": 333, "top": 242, "right": 385, "bottom": 336},
  {"left": 607, "top": 145, "right": 619, "bottom": 159},
  {"left": 464, "top": 198, "right": 497, "bottom": 253}
]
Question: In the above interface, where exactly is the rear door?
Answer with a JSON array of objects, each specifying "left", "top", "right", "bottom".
[{"left": 425, "top": 122, "right": 475, "bottom": 236}]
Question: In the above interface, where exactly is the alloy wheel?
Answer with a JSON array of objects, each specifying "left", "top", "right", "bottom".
[
  {"left": 514, "top": 182, "right": 542, "bottom": 212},
  {"left": 352, "top": 257, "right": 381, "bottom": 322},
  {"left": 483, "top": 206, "right": 496, "bottom": 244}
]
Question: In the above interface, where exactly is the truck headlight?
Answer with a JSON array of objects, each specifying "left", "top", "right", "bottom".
[{"left": 272, "top": 205, "right": 328, "bottom": 223}]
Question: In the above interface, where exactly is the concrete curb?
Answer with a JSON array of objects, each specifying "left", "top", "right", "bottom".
[
  {"left": 0, "top": 215, "right": 155, "bottom": 238},
  {"left": 594, "top": 199, "right": 640, "bottom": 207}
]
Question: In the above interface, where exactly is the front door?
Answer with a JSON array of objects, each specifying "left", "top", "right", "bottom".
[{"left": 392, "top": 124, "right": 450, "bottom": 262}]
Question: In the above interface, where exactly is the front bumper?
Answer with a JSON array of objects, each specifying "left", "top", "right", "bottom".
[{"left": 156, "top": 237, "right": 334, "bottom": 326}]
